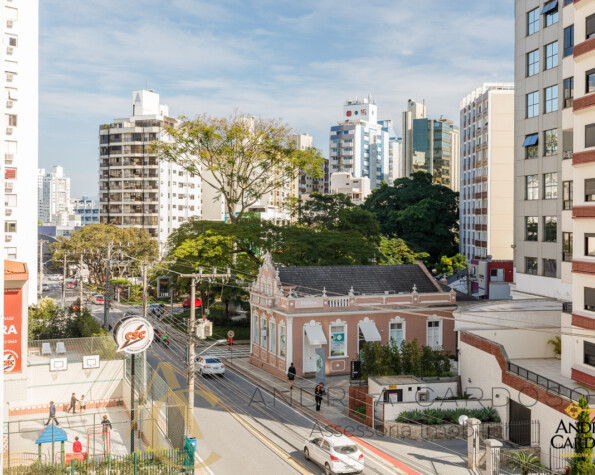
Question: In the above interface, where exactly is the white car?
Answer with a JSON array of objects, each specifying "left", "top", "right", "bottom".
[
  {"left": 41, "top": 283, "right": 50, "bottom": 292},
  {"left": 304, "top": 435, "right": 364, "bottom": 474},
  {"left": 195, "top": 356, "right": 225, "bottom": 377}
]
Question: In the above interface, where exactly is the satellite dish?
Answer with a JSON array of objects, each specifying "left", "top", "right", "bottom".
[{"left": 458, "top": 415, "right": 469, "bottom": 426}]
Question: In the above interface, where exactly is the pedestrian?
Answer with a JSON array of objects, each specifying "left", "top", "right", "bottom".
[
  {"left": 287, "top": 362, "right": 296, "bottom": 389},
  {"left": 45, "top": 401, "right": 59, "bottom": 426},
  {"left": 79, "top": 395, "right": 86, "bottom": 412},
  {"left": 72, "top": 436, "right": 82, "bottom": 454},
  {"left": 315, "top": 383, "right": 325, "bottom": 412},
  {"left": 101, "top": 415, "right": 112, "bottom": 449},
  {"left": 66, "top": 393, "right": 78, "bottom": 414}
]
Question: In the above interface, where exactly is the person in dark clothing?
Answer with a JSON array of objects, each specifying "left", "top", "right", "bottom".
[
  {"left": 66, "top": 393, "right": 78, "bottom": 414},
  {"left": 315, "top": 383, "right": 325, "bottom": 411},
  {"left": 287, "top": 363, "right": 296, "bottom": 389},
  {"left": 45, "top": 401, "right": 59, "bottom": 426},
  {"left": 101, "top": 415, "right": 112, "bottom": 430}
]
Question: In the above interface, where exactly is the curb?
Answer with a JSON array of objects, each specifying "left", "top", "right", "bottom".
[{"left": 222, "top": 359, "right": 421, "bottom": 475}]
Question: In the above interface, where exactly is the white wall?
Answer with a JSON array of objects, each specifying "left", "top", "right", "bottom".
[
  {"left": 514, "top": 274, "right": 572, "bottom": 302},
  {"left": 470, "top": 328, "right": 557, "bottom": 359}
]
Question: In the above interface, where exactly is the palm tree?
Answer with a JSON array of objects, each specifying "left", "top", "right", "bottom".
[
  {"left": 548, "top": 336, "right": 562, "bottom": 358},
  {"left": 506, "top": 451, "right": 545, "bottom": 475}
]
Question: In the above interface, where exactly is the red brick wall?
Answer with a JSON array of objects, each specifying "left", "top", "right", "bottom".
[
  {"left": 348, "top": 385, "right": 373, "bottom": 427},
  {"left": 572, "top": 368, "right": 595, "bottom": 389}
]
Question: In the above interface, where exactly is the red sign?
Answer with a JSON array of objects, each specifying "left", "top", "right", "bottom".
[{"left": 4, "top": 288, "right": 22, "bottom": 373}]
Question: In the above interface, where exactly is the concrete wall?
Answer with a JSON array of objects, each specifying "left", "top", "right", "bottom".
[
  {"left": 367, "top": 378, "right": 458, "bottom": 403},
  {"left": 470, "top": 328, "right": 557, "bottom": 359}
]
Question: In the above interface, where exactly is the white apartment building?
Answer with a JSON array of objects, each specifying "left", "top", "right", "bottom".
[
  {"left": 3, "top": 0, "right": 38, "bottom": 304},
  {"left": 460, "top": 83, "right": 515, "bottom": 261},
  {"left": 329, "top": 172, "right": 371, "bottom": 204},
  {"left": 37, "top": 166, "right": 71, "bottom": 224},
  {"left": 329, "top": 96, "right": 401, "bottom": 189},
  {"left": 99, "top": 90, "right": 202, "bottom": 252},
  {"left": 292, "top": 133, "right": 329, "bottom": 197},
  {"left": 72, "top": 196, "right": 99, "bottom": 226}
]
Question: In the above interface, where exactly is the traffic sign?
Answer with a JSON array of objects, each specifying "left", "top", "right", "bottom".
[{"left": 227, "top": 330, "right": 235, "bottom": 338}]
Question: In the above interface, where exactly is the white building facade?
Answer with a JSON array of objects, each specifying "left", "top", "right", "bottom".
[
  {"left": 37, "top": 166, "right": 71, "bottom": 224},
  {"left": 329, "top": 172, "right": 371, "bottom": 204},
  {"left": 72, "top": 196, "right": 100, "bottom": 226}
]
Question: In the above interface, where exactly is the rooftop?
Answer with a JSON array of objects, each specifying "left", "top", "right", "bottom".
[{"left": 369, "top": 375, "right": 424, "bottom": 385}]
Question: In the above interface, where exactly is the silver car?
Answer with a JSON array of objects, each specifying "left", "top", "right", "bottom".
[
  {"left": 304, "top": 435, "right": 364, "bottom": 474},
  {"left": 195, "top": 356, "right": 225, "bottom": 377}
]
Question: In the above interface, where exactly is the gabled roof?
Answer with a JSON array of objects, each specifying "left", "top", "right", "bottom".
[
  {"left": 277, "top": 263, "right": 442, "bottom": 297},
  {"left": 35, "top": 424, "right": 68, "bottom": 444}
]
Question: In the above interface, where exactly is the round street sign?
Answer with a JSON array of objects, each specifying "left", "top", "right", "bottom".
[
  {"left": 115, "top": 317, "right": 154, "bottom": 354},
  {"left": 227, "top": 330, "right": 235, "bottom": 338}
]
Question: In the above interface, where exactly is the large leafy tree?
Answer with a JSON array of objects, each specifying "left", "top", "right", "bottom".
[
  {"left": 378, "top": 237, "right": 429, "bottom": 265},
  {"left": 29, "top": 298, "right": 106, "bottom": 340},
  {"left": 153, "top": 114, "right": 325, "bottom": 223},
  {"left": 50, "top": 224, "right": 158, "bottom": 287},
  {"left": 364, "top": 172, "right": 459, "bottom": 261}
]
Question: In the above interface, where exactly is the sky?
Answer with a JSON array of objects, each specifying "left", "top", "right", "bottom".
[{"left": 40, "top": 0, "right": 514, "bottom": 198}]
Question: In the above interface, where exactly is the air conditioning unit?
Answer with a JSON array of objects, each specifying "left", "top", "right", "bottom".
[
  {"left": 5, "top": 208, "right": 12, "bottom": 216},
  {"left": 6, "top": 74, "right": 14, "bottom": 82},
  {"left": 6, "top": 100, "right": 13, "bottom": 109},
  {"left": 5, "top": 153, "right": 14, "bottom": 163},
  {"left": 5, "top": 235, "right": 12, "bottom": 242},
  {"left": 6, "top": 127, "right": 13, "bottom": 135},
  {"left": 6, "top": 20, "right": 13, "bottom": 28},
  {"left": 6, "top": 46, "right": 13, "bottom": 55}
]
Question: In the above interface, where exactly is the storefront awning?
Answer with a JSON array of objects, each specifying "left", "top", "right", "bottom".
[
  {"left": 304, "top": 324, "right": 327, "bottom": 345},
  {"left": 359, "top": 320, "right": 382, "bottom": 342}
]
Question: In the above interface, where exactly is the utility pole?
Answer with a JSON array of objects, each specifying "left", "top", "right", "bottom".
[
  {"left": 180, "top": 269, "right": 231, "bottom": 437},
  {"left": 79, "top": 254, "right": 84, "bottom": 310},
  {"left": 104, "top": 242, "right": 112, "bottom": 330},
  {"left": 62, "top": 253, "right": 67, "bottom": 309},
  {"left": 38, "top": 240, "right": 45, "bottom": 299},
  {"left": 142, "top": 264, "right": 148, "bottom": 319}
]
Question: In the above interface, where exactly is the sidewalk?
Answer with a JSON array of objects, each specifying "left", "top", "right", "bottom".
[{"left": 223, "top": 358, "right": 473, "bottom": 475}]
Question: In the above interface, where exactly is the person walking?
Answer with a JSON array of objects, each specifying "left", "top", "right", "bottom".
[
  {"left": 315, "top": 383, "right": 325, "bottom": 412},
  {"left": 287, "top": 363, "right": 296, "bottom": 389},
  {"left": 79, "top": 395, "right": 86, "bottom": 412},
  {"left": 45, "top": 401, "right": 59, "bottom": 426},
  {"left": 66, "top": 393, "right": 78, "bottom": 414},
  {"left": 72, "top": 436, "right": 82, "bottom": 454},
  {"left": 101, "top": 415, "right": 112, "bottom": 451}
]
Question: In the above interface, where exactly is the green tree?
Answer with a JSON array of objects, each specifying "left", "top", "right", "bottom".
[
  {"left": 153, "top": 114, "right": 325, "bottom": 223},
  {"left": 29, "top": 298, "right": 106, "bottom": 340},
  {"left": 364, "top": 172, "right": 459, "bottom": 262},
  {"left": 507, "top": 451, "right": 545, "bottom": 475},
  {"left": 573, "top": 396, "right": 594, "bottom": 474},
  {"left": 299, "top": 193, "right": 356, "bottom": 228},
  {"left": 378, "top": 237, "right": 429, "bottom": 265}
]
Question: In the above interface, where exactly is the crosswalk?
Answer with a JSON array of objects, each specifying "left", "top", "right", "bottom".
[{"left": 196, "top": 345, "right": 251, "bottom": 359}]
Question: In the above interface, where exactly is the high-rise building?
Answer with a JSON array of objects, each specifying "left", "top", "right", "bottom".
[
  {"left": 72, "top": 196, "right": 100, "bottom": 226},
  {"left": 99, "top": 90, "right": 202, "bottom": 252},
  {"left": 3, "top": 0, "right": 38, "bottom": 304},
  {"left": 514, "top": 0, "right": 572, "bottom": 301},
  {"left": 292, "top": 133, "right": 329, "bottom": 197},
  {"left": 460, "top": 83, "right": 515, "bottom": 261},
  {"left": 402, "top": 100, "right": 460, "bottom": 191},
  {"left": 329, "top": 96, "right": 400, "bottom": 189},
  {"left": 329, "top": 172, "right": 371, "bottom": 204},
  {"left": 37, "top": 166, "right": 71, "bottom": 224}
]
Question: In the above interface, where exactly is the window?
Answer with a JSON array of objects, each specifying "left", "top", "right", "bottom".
[
  {"left": 426, "top": 320, "right": 442, "bottom": 349},
  {"left": 279, "top": 325, "right": 286, "bottom": 358},
  {"left": 544, "top": 1, "right": 558, "bottom": 27},
  {"left": 4, "top": 221, "right": 16, "bottom": 233},
  {"left": 527, "top": 91, "right": 539, "bottom": 118},
  {"left": 586, "top": 234, "right": 595, "bottom": 257},
  {"left": 6, "top": 114, "right": 16, "bottom": 126},
  {"left": 587, "top": 13, "right": 595, "bottom": 39},
  {"left": 7, "top": 36, "right": 16, "bottom": 47},
  {"left": 261, "top": 317, "right": 267, "bottom": 348},
  {"left": 526, "top": 217, "right": 538, "bottom": 241},
  {"left": 587, "top": 69, "right": 595, "bottom": 94},
  {"left": 544, "top": 173, "right": 558, "bottom": 199},
  {"left": 526, "top": 175, "right": 539, "bottom": 200},
  {"left": 527, "top": 49, "right": 539, "bottom": 77},
  {"left": 564, "top": 25, "right": 574, "bottom": 57},
  {"left": 525, "top": 257, "right": 538, "bottom": 275},
  {"left": 585, "top": 341, "right": 595, "bottom": 367},
  {"left": 4, "top": 194, "right": 16, "bottom": 207},
  {"left": 586, "top": 123, "right": 595, "bottom": 148},
  {"left": 544, "top": 216, "right": 558, "bottom": 242},
  {"left": 528, "top": 8, "right": 540, "bottom": 35},
  {"left": 5, "top": 247, "right": 16, "bottom": 260},
  {"left": 545, "top": 42, "right": 558, "bottom": 70},
  {"left": 389, "top": 320, "right": 405, "bottom": 348},
  {"left": 543, "top": 258, "right": 557, "bottom": 277},
  {"left": 523, "top": 134, "right": 539, "bottom": 159},
  {"left": 330, "top": 325, "right": 346, "bottom": 357},
  {"left": 252, "top": 315, "right": 259, "bottom": 344},
  {"left": 563, "top": 181, "right": 573, "bottom": 210},
  {"left": 545, "top": 85, "right": 558, "bottom": 113},
  {"left": 544, "top": 129, "right": 558, "bottom": 156},
  {"left": 563, "top": 232, "right": 573, "bottom": 262},
  {"left": 564, "top": 77, "right": 574, "bottom": 108},
  {"left": 586, "top": 287, "right": 595, "bottom": 312},
  {"left": 269, "top": 321, "right": 276, "bottom": 354}
]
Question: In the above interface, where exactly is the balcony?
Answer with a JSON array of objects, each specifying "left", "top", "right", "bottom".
[
  {"left": 572, "top": 260, "right": 595, "bottom": 275},
  {"left": 572, "top": 313, "right": 595, "bottom": 330},
  {"left": 574, "top": 37, "right": 595, "bottom": 58},
  {"left": 473, "top": 208, "right": 487, "bottom": 215},
  {"left": 573, "top": 93, "right": 595, "bottom": 112},
  {"left": 573, "top": 150, "right": 595, "bottom": 165},
  {"left": 573, "top": 206, "right": 595, "bottom": 219}
]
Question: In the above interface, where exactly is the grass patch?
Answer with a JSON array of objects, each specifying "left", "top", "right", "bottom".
[{"left": 353, "top": 405, "right": 366, "bottom": 420}]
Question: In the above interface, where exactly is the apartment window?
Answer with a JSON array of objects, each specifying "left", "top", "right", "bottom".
[
  {"left": 543, "top": 258, "right": 557, "bottom": 277},
  {"left": 545, "top": 42, "right": 558, "bottom": 70},
  {"left": 389, "top": 320, "right": 405, "bottom": 348},
  {"left": 426, "top": 320, "right": 442, "bottom": 349},
  {"left": 587, "top": 178, "right": 595, "bottom": 201},
  {"left": 564, "top": 25, "right": 574, "bottom": 57},
  {"left": 528, "top": 8, "right": 540, "bottom": 35},
  {"left": 584, "top": 341, "right": 595, "bottom": 367},
  {"left": 252, "top": 315, "right": 259, "bottom": 344},
  {"left": 543, "top": 1, "right": 558, "bottom": 27},
  {"left": 269, "top": 321, "right": 276, "bottom": 354},
  {"left": 524, "top": 134, "right": 539, "bottom": 159},
  {"left": 525, "top": 257, "right": 538, "bottom": 275},
  {"left": 526, "top": 216, "right": 538, "bottom": 241},
  {"left": 260, "top": 317, "right": 267, "bottom": 348},
  {"left": 544, "top": 216, "right": 557, "bottom": 242},
  {"left": 526, "top": 175, "right": 539, "bottom": 200},
  {"left": 7, "top": 36, "right": 16, "bottom": 47},
  {"left": 4, "top": 221, "right": 16, "bottom": 233},
  {"left": 585, "top": 287, "right": 595, "bottom": 312},
  {"left": 544, "top": 173, "right": 558, "bottom": 199},
  {"left": 587, "top": 69, "right": 595, "bottom": 95},
  {"left": 563, "top": 181, "right": 573, "bottom": 210},
  {"left": 6, "top": 114, "right": 16, "bottom": 126},
  {"left": 544, "top": 129, "right": 558, "bottom": 156},
  {"left": 587, "top": 13, "right": 595, "bottom": 39},
  {"left": 564, "top": 77, "right": 574, "bottom": 108},
  {"left": 527, "top": 49, "right": 539, "bottom": 77},
  {"left": 544, "top": 85, "right": 558, "bottom": 113},
  {"left": 330, "top": 325, "right": 347, "bottom": 357},
  {"left": 4, "top": 194, "right": 16, "bottom": 207},
  {"left": 527, "top": 91, "right": 539, "bottom": 118},
  {"left": 586, "top": 123, "right": 595, "bottom": 148},
  {"left": 563, "top": 232, "right": 573, "bottom": 262},
  {"left": 279, "top": 324, "right": 286, "bottom": 358}
]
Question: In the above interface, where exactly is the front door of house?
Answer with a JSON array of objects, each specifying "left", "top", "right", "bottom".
[{"left": 304, "top": 339, "right": 318, "bottom": 373}]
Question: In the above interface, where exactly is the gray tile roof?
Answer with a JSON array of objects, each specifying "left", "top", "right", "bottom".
[{"left": 277, "top": 264, "right": 441, "bottom": 297}]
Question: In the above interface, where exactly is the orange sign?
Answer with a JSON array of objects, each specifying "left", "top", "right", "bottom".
[{"left": 4, "top": 288, "right": 22, "bottom": 373}]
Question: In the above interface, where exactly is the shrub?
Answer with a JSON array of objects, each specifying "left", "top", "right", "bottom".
[{"left": 396, "top": 407, "right": 500, "bottom": 425}]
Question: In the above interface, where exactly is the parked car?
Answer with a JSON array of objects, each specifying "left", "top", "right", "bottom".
[
  {"left": 65, "top": 282, "right": 76, "bottom": 289},
  {"left": 195, "top": 356, "right": 225, "bottom": 377},
  {"left": 154, "top": 329, "right": 169, "bottom": 346},
  {"left": 92, "top": 295, "right": 104, "bottom": 305},
  {"left": 303, "top": 435, "right": 364, "bottom": 474},
  {"left": 183, "top": 297, "right": 202, "bottom": 308},
  {"left": 41, "top": 283, "right": 50, "bottom": 292}
]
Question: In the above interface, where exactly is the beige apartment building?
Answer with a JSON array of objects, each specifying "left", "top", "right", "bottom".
[{"left": 460, "top": 83, "right": 515, "bottom": 261}]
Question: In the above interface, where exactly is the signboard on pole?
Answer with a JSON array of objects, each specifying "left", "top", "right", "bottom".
[
  {"left": 114, "top": 317, "right": 154, "bottom": 354},
  {"left": 157, "top": 276, "right": 171, "bottom": 299},
  {"left": 4, "top": 288, "right": 23, "bottom": 373}
]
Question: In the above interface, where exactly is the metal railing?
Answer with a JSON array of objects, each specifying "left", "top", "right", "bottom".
[{"left": 507, "top": 362, "right": 592, "bottom": 403}]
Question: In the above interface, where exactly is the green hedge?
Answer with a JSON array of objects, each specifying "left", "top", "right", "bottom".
[{"left": 396, "top": 407, "right": 500, "bottom": 425}]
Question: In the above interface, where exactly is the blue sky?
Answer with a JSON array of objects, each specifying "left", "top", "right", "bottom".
[{"left": 40, "top": 0, "right": 514, "bottom": 197}]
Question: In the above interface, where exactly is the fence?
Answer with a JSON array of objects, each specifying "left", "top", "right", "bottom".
[{"left": 480, "top": 421, "right": 540, "bottom": 447}]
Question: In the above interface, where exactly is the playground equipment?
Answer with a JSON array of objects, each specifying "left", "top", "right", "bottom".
[
  {"left": 86, "top": 424, "right": 111, "bottom": 459},
  {"left": 35, "top": 424, "right": 67, "bottom": 464}
]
